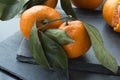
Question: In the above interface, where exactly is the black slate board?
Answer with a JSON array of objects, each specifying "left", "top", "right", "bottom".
[
  {"left": 0, "top": 31, "right": 120, "bottom": 80},
  {"left": 0, "top": 32, "right": 67, "bottom": 80},
  {"left": 17, "top": 8, "right": 120, "bottom": 75}
]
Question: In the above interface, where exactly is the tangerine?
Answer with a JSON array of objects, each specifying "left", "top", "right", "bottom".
[
  {"left": 44, "top": 0, "right": 58, "bottom": 8},
  {"left": 20, "top": 5, "right": 62, "bottom": 40},
  {"left": 71, "top": 0, "right": 103, "bottom": 9},
  {"left": 59, "top": 20, "right": 91, "bottom": 58},
  {"left": 26, "top": 0, "right": 58, "bottom": 9},
  {"left": 103, "top": 0, "right": 120, "bottom": 32}
]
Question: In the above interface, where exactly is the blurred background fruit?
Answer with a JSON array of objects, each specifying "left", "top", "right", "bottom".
[
  {"left": 71, "top": 0, "right": 103, "bottom": 9},
  {"left": 23, "top": 0, "right": 58, "bottom": 11},
  {"left": 44, "top": 0, "right": 58, "bottom": 8},
  {"left": 103, "top": 0, "right": 120, "bottom": 32}
]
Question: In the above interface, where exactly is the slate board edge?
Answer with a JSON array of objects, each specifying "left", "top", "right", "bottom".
[{"left": 16, "top": 54, "right": 120, "bottom": 76}]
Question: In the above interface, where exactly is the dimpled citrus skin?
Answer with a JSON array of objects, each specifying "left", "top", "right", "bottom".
[
  {"left": 103, "top": 0, "right": 120, "bottom": 32},
  {"left": 59, "top": 21, "right": 91, "bottom": 58},
  {"left": 20, "top": 5, "right": 62, "bottom": 40},
  {"left": 71, "top": 0, "right": 103, "bottom": 9}
]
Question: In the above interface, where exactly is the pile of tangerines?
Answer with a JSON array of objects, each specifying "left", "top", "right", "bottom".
[{"left": 20, "top": 0, "right": 120, "bottom": 59}]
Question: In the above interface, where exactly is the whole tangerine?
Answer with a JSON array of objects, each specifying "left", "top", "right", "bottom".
[
  {"left": 71, "top": 0, "right": 103, "bottom": 9},
  {"left": 59, "top": 20, "right": 91, "bottom": 58},
  {"left": 103, "top": 0, "right": 120, "bottom": 32},
  {"left": 20, "top": 5, "right": 62, "bottom": 40}
]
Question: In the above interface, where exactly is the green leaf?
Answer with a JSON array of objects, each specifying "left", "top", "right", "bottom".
[
  {"left": 0, "top": 3, "right": 5, "bottom": 18},
  {"left": 40, "top": 32, "right": 68, "bottom": 77},
  {"left": 0, "top": 0, "right": 16, "bottom": 4},
  {"left": 44, "top": 29, "right": 74, "bottom": 45},
  {"left": 60, "top": 0, "right": 76, "bottom": 18},
  {"left": 28, "top": 22, "right": 50, "bottom": 68},
  {"left": 83, "top": 22, "right": 118, "bottom": 73},
  {"left": 0, "top": 0, "right": 28, "bottom": 20}
]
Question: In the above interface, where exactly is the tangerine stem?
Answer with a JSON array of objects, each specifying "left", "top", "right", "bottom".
[
  {"left": 42, "top": 15, "right": 72, "bottom": 24},
  {"left": 65, "top": 19, "right": 68, "bottom": 26},
  {"left": 38, "top": 15, "right": 72, "bottom": 30}
]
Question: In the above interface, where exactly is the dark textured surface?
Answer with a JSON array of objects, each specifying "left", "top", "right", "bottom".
[
  {"left": 0, "top": 71, "right": 16, "bottom": 80},
  {"left": 0, "top": 31, "right": 120, "bottom": 80},
  {"left": 0, "top": 32, "right": 67, "bottom": 80}
]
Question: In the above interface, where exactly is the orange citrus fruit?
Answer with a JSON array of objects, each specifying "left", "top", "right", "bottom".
[
  {"left": 71, "top": 0, "right": 103, "bottom": 9},
  {"left": 103, "top": 0, "right": 120, "bottom": 32},
  {"left": 26, "top": 0, "right": 58, "bottom": 9},
  {"left": 44, "top": 0, "right": 58, "bottom": 8},
  {"left": 59, "top": 20, "right": 91, "bottom": 58},
  {"left": 20, "top": 5, "right": 62, "bottom": 40}
]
